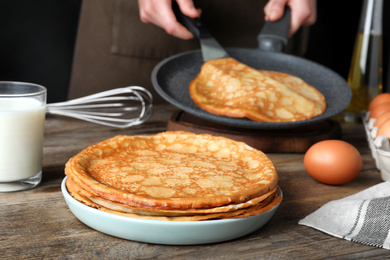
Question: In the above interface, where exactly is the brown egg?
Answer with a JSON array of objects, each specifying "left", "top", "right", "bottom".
[
  {"left": 374, "top": 111, "right": 390, "bottom": 128},
  {"left": 376, "top": 119, "right": 390, "bottom": 140},
  {"left": 368, "top": 93, "right": 390, "bottom": 111},
  {"left": 368, "top": 102, "right": 390, "bottom": 121},
  {"left": 304, "top": 140, "right": 362, "bottom": 185}
]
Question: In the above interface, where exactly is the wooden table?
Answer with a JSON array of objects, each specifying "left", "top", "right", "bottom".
[{"left": 1, "top": 104, "right": 388, "bottom": 259}]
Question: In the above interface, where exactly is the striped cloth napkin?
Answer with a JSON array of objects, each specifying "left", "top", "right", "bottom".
[{"left": 299, "top": 181, "right": 390, "bottom": 249}]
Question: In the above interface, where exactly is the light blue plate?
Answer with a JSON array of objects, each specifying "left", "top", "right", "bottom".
[{"left": 61, "top": 177, "right": 282, "bottom": 245}]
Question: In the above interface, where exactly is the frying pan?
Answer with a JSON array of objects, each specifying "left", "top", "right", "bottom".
[{"left": 151, "top": 7, "right": 351, "bottom": 129}]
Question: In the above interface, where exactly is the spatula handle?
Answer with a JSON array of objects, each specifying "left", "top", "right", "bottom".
[
  {"left": 172, "top": 1, "right": 210, "bottom": 39},
  {"left": 258, "top": 7, "right": 291, "bottom": 52}
]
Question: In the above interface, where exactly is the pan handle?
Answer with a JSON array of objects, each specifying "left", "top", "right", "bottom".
[
  {"left": 172, "top": 1, "right": 210, "bottom": 39},
  {"left": 257, "top": 7, "right": 291, "bottom": 53}
]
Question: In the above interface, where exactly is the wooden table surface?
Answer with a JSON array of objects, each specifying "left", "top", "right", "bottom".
[{"left": 1, "top": 104, "right": 388, "bottom": 259}]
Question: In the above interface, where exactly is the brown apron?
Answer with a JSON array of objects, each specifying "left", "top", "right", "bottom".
[{"left": 69, "top": 0, "right": 309, "bottom": 104}]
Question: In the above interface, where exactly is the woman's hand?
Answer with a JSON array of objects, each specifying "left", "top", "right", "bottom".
[
  {"left": 138, "top": 0, "right": 201, "bottom": 39},
  {"left": 264, "top": 0, "right": 317, "bottom": 37}
]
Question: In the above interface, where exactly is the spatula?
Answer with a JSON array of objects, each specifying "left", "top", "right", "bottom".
[{"left": 172, "top": 1, "right": 229, "bottom": 62}]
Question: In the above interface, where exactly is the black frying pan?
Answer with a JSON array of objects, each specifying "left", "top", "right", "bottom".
[{"left": 151, "top": 7, "right": 351, "bottom": 129}]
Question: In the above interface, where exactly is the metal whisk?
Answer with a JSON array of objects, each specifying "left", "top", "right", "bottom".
[{"left": 46, "top": 86, "right": 153, "bottom": 128}]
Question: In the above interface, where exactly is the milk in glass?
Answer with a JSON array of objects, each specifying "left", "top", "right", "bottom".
[{"left": 0, "top": 98, "right": 46, "bottom": 181}]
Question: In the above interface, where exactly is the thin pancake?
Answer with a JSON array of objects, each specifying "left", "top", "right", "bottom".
[
  {"left": 189, "top": 57, "right": 326, "bottom": 122},
  {"left": 66, "top": 177, "right": 278, "bottom": 216},
  {"left": 65, "top": 178, "right": 282, "bottom": 221},
  {"left": 65, "top": 131, "right": 278, "bottom": 210}
]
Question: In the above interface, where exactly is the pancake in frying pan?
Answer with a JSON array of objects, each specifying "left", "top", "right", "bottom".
[{"left": 189, "top": 57, "right": 326, "bottom": 122}]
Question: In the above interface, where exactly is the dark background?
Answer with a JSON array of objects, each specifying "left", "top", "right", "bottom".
[
  {"left": 0, "top": 1, "right": 388, "bottom": 103},
  {"left": 305, "top": 0, "right": 390, "bottom": 94},
  {"left": 0, "top": 0, "right": 81, "bottom": 103}
]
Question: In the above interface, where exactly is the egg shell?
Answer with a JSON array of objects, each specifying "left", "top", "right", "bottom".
[
  {"left": 368, "top": 93, "right": 390, "bottom": 111},
  {"left": 303, "top": 140, "right": 362, "bottom": 185},
  {"left": 368, "top": 102, "right": 390, "bottom": 120},
  {"left": 377, "top": 119, "right": 390, "bottom": 140},
  {"left": 374, "top": 111, "right": 390, "bottom": 128}
]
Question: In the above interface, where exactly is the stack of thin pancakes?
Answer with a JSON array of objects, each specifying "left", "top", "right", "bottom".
[
  {"left": 65, "top": 131, "right": 282, "bottom": 221},
  {"left": 190, "top": 57, "right": 327, "bottom": 122}
]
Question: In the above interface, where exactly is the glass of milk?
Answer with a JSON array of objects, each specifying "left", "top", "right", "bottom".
[{"left": 0, "top": 82, "right": 46, "bottom": 192}]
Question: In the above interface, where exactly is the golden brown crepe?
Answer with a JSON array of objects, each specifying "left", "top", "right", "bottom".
[
  {"left": 65, "top": 177, "right": 282, "bottom": 221},
  {"left": 189, "top": 57, "right": 326, "bottom": 122},
  {"left": 66, "top": 177, "right": 279, "bottom": 216},
  {"left": 64, "top": 131, "right": 281, "bottom": 221}
]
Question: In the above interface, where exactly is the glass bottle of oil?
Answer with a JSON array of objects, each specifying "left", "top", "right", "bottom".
[{"left": 344, "top": 0, "right": 383, "bottom": 123}]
